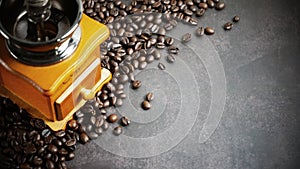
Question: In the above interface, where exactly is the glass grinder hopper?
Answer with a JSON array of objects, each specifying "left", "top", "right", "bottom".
[{"left": 0, "top": 0, "right": 111, "bottom": 130}]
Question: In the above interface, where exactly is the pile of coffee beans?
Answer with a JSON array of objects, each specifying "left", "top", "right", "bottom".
[
  {"left": 0, "top": 0, "right": 240, "bottom": 168},
  {"left": 0, "top": 97, "right": 88, "bottom": 169}
]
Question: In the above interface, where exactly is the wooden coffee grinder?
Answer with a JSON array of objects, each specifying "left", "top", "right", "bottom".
[{"left": 0, "top": 0, "right": 111, "bottom": 130}]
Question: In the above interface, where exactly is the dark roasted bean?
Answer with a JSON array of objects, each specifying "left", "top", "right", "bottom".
[
  {"left": 88, "top": 132, "right": 99, "bottom": 139},
  {"left": 196, "top": 8, "right": 205, "bottom": 17},
  {"left": 204, "top": 27, "right": 215, "bottom": 35},
  {"left": 182, "top": 33, "right": 192, "bottom": 42},
  {"left": 107, "top": 114, "right": 118, "bottom": 123},
  {"left": 48, "top": 145, "right": 58, "bottom": 154},
  {"left": 215, "top": 2, "right": 225, "bottom": 10},
  {"left": 142, "top": 100, "right": 151, "bottom": 110},
  {"left": 46, "top": 160, "right": 55, "bottom": 169},
  {"left": 121, "top": 116, "right": 130, "bottom": 126},
  {"left": 113, "top": 126, "right": 123, "bottom": 135},
  {"left": 146, "top": 92, "right": 154, "bottom": 102},
  {"left": 207, "top": 0, "right": 215, "bottom": 8},
  {"left": 168, "top": 46, "right": 179, "bottom": 54},
  {"left": 167, "top": 54, "right": 176, "bottom": 63},
  {"left": 65, "top": 139, "right": 76, "bottom": 147},
  {"left": 196, "top": 26, "right": 205, "bottom": 36},
  {"left": 80, "top": 133, "right": 89, "bottom": 144},
  {"left": 233, "top": 15, "right": 240, "bottom": 23},
  {"left": 139, "top": 61, "right": 147, "bottom": 70},
  {"left": 165, "top": 37, "right": 174, "bottom": 46},
  {"left": 199, "top": 3, "right": 208, "bottom": 9},
  {"left": 68, "top": 119, "right": 78, "bottom": 130},
  {"left": 132, "top": 80, "right": 142, "bottom": 89},
  {"left": 158, "top": 62, "right": 166, "bottom": 70},
  {"left": 223, "top": 22, "right": 233, "bottom": 30}
]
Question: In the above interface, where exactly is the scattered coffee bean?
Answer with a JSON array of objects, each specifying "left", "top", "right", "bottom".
[
  {"left": 132, "top": 80, "right": 142, "bottom": 89},
  {"left": 165, "top": 37, "right": 174, "bottom": 46},
  {"left": 223, "top": 22, "right": 233, "bottom": 30},
  {"left": 167, "top": 54, "right": 176, "bottom": 63},
  {"left": 168, "top": 46, "right": 179, "bottom": 54},
  {"left": 121, "top": 116, "right": 131, "bottom": 126},
  {"left": 88, "top": 132, "right": 99, "bottom": 139},
  {"left": 142, "top": 100, "right": 151, "bottom": 110},
  {"left": 182, "top": 33, "right": 192, "bottom": 42},
  {"left": 113, "top": 126, "right": 123, "bottom": 135},
  {"left": 215, "top": 2, "right": 225, "bottom": 10},
  {"left": 207, "top": 0, "right": 215, "bottom": 8},
  {"left": 158, "top": 62, "right": 166, "bottom": 70},
  {"left": 107, "top": 114, "right": 118, "bottom": 123},
  {"left": 196, "top": 27, "right": 205, "bottom": 36},
  {"left": 233, "top": 15, "right": 240, "bottom": 23},
  {"left": 146, "top": 92, "right": 154, "bottom": 102},
  {"left": 204, "top": 27, "right": 215, "bottom": 35}
]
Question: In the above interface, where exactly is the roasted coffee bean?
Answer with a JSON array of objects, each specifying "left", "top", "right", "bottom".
[
  {"left": 215, "top": 2, "right": 225, "bottom": 10},
  {"left": 139, "top": 61, "right": 147, "bottom": 70},
  {"left": 156, "top": 42, "right": 166, "bottom": 49},
  {"left": 65, "top": 139, "right": 76, "bottom": 147},
  {"left": 68, "top": 119, "right": 78, "bottom": 130},
  {"left": 132, "top": 80, "right": 142, "bottom": 89},
  {"left": 95, "top": 116, "right": 104, "bottom": 127},
  {"left": 41, "top": 129, "right": 51, "bottom": 137},
  {"left": 184, "top": 9, "right": 193, "bottom": 16},
  {"left": 116, "top": 98, "right": 123, "bottom": 107},
  {"left": 190, "top": 5, "right": 198, "bottom": 12},
  {"left": 113, "top": 126, "right": 123, "bottom": 135},
  {"left": 142, "top": 100, "right": 151, "bottom": 110},
  {"left": 88, "top": 132, "right": 99, "bottom": 139},
  {"left": 24, "top": 144, "right": 37, "bottom": 154},
  {"left": 233, "top": 15, "right": 240, "bottom": 23},
  {"left": 168, "top": 46, "right": 179, "bottom": 54},
  {"left": 118, "top": 74, "right": 129, "bottom": 83},
  {"left": 189, "top": 18, "right": 198, "bottom": 25},
  {"left": 79, "top": 133, "right": 89, "bottom": 144},
  {"left": 95, "top": 127, "right": 103, "bottom": 134},
  {"left": 165, "top": 37, "right": 174, "bottom": 46},
  {"left": 53, "top": 139, "right": 63, "bottom": 147},
  {"left": 66, "top": 152, "right": 75, "bottom": 161},
  {"left": 146, "top": 55, "right": 155, "bottom": 63},
  {"left": 33, "top": 156, "right": 43, "bottom": 166},
  {"left": 199, "top": 3, "right": 208, "bottom": 9},
  {"left": 107, "top": 114, "right": 118, "bottom": 123},
  {"left": 151, "top": 49, "right": 161, "bottom": 60},
  {"left": 164, "top": 23, "right": 174, "bottom": 31},
  {"left": 223, "top": 22, "right": 233, "bottom": 30},
  {"left": 204, "top": 27, "right": 215, "bottom": 35},
  {"left": 48, "top": 145, "right": 58, "bottom": 154},
  {"left": 207, "top": 0, "right": 215, "bottom": 8},
  {"left": 121, "top": 116, "right": 130, "bottom": 126},
  {"left": 158, "top": 62, "right": 166, "bottom": 70},
  {"left": 167, "top": 54, "right": 176, "bottom": 63},
  {"left": 31, "top": 118, "right": 46, "bottom": 130},
  {"left": 146, "top": 92, "right": 154, "bottom": 102},
  {"left": 46, "top": 160, "right": 55, "bottom": 169},
  {"left": 196, "top": 8, "right": 206, "bottom": 16},
  {"left": 182, "top": 33, "right": 192, "bottom": 42},
  {"left": 196, "top": 26, "right": 205, "bottom": 36}
]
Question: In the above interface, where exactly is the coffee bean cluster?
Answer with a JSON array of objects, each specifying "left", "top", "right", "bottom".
[
  {"left": 223, "top": 16, "right": 240, "bottom": 30},
  {"left": 0, "top": 97, "right": 88, "bottom": 169},
  {"left": 83, "top": 0, "right": 226, "bottom": 26}
]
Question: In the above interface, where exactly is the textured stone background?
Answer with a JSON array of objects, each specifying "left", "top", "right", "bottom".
[{"left": 68, "top": 0, "right": 300, "bottom": 168}]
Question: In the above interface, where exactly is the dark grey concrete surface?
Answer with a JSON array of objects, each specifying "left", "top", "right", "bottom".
[{"left": 68, "top": 0, "right": 300, "bottom": 169}]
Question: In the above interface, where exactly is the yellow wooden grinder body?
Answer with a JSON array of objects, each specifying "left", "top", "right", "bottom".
[{"left": 0, "top": 14, "right": 111, "bottom": 131}]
